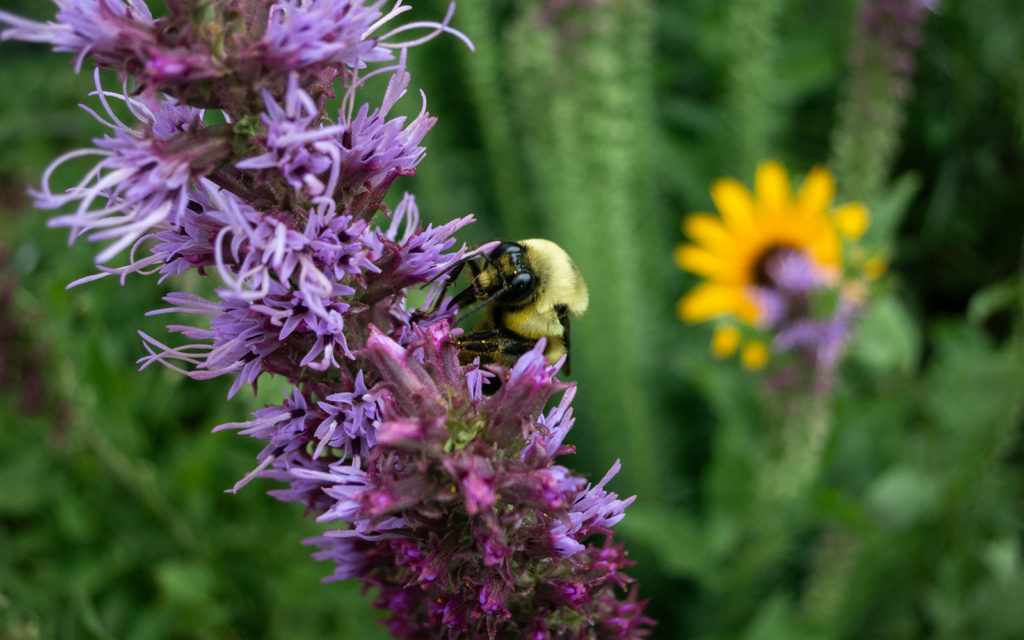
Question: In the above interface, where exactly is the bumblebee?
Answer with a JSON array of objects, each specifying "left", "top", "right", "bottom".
[{"left": 443, "top": 239, "right": 588, "bottom": 372}]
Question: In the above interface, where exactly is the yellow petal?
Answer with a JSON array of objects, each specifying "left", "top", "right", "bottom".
[
  {"left": 740, "top": 340, "right": 770, "bottom": 370},
  {"left": 682, "top": 213, "right": 734, "bottom": 251},
  {"left": 807, "top": 226, "right": 841, "bottom": 270},
  {"left": 833, "top": 202, "right": 870, "bottom": 239},
  {"left": 755, "top": 161, "right": 792, "bottom": 217},
  {"left": 797, "top": 165, "right": 835, "bottom": 220},
  {"left": 711, "top": 178, "right": 757, "bottom": 238},
  {"left": 735, "top": 296, "right": 761, "bottom": 325},
  {"left": 673, "top": 244, "right": 744, "bottom": 283},
  {"left": 676, "top": 283, "right": 756, "bottom": 324},
  {"left": 710, "top": 325, "right": 741, "bottom": 359}
]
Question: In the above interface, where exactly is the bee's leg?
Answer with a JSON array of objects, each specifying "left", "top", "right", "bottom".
[
  {"left": 414, "top": 257, "right": 480, "bottom": 321},
  {"left": 453, "top": 329, "right": 538, "bottom": 394},
  {"left": 453, "top": 329, "right": 536, "bottom": 368}
]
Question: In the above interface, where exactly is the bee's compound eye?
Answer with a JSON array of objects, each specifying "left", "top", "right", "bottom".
[
  {"left": 503, "top": 272, "right": 534, "bottom": 301},
  {"left": 489, "top": 242, "right": 523, "bottom": 259}
]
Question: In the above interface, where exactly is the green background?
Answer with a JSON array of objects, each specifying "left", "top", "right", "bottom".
[{"left": 2, "top": 1, "right": 1023, "bottom": 638}]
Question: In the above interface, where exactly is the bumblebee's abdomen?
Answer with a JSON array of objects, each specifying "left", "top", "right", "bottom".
[
  {"left": 500, "top": 306, "right": 562, "bottom": 340},
  {"left": 542, "top": 335, "right": 567, "bottom": 365}
]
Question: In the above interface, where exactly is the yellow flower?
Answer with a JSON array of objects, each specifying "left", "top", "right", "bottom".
[
  {"left": 675, "top": 161, "right": 865, "bottom": 327},
  {"left": 740, "top": 340, "right": 770, "bottom": 370},
  {"left": 833, "top": 203, "right": 870, "bottom": 240},
  {"left": 710, "top": 325, "right": 741, "bottom": 359}
]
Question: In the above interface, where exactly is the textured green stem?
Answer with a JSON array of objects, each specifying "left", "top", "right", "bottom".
[
  {"left": 704, "top": 394, "right": 834, "bottom": 629},
  {"left": 456, "top": 0, "right": 533, "bottom": 237},
  {"left": 829, "top": 33, "right": 904, "bottom": 206},
  {"left": 722, "top": 0, "right": 785, "bottom": 176},
  {"left": 761, "top": 394, "right": 833, "bottom": 505},
  {"left": 505, "top": 1, "right": 664, "bottom": 498}
]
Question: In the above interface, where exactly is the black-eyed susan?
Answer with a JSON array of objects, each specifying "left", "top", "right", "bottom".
[{"left": 675, "top": 161, "right": 874, "bottom": 384}]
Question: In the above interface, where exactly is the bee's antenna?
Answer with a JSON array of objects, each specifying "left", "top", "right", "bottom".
[
  {"left": 454, "top": 287, "right": 505, "bottom": 325},
  {"left": 430, "top": 240, "right": 502, "bottom": 286},
  {"left": 430, "top": 254, "right": 470, "bottom": 285}
]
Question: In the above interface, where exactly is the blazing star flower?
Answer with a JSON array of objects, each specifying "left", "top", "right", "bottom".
[
  {"left": 330, "top": 49, "right": 438, "bottom": 211},
  {"left": 136, "top": 183, "right": 476, "bottom": 395},
  {"left": 236, "top": 73, "right": 339, "bottom": 197},
  {"left": 675, "top": 161, "right": 874, "bottom": 386},
  {"left": 0, "top": 0, "right": 471, "bottom": 110},
  {"left": 237, "top": 50, "right": 436, "bottom": 209},
  {"left": 0, "top": 0, "right": 221, "bottom": 91}
]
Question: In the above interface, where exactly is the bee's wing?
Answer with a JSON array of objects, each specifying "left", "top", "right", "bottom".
[{"left": 557, "top": 305, "right": 571, "bottom": 375}]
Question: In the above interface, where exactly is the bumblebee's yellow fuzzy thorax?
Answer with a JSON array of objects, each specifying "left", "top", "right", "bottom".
[
  {"left": 519, "top": 238, "right": 588, "bottom": 314},
  {"left": 498, "top": 239, "right": 588, "bottom": 340}
]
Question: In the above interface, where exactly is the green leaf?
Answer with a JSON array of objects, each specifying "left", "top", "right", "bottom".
[
  {"left": 867, "top": 171, "right": 923, "bottom": 244},
  {"left": 847, "top": 294, "right": 921, "bottom": 374},
  {"left": 966, "top": 276, "right": 1020, "bottom": 325},
  {"left": 864, "top": 467, "right": 940, "bottom": 530}
]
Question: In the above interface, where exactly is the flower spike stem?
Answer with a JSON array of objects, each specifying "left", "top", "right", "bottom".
[
  {"left": 830, "top": 0, "right": 937, "bottom": 207},
  {"left": 760, "top": 394, "right": 833, "bottom": 505},
  {"left": 722, "top": 0, "right": 784, "bottom": 175}
]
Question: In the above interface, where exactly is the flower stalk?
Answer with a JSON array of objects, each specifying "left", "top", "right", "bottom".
[{"left": 830, "top": 0, "right": 938, "bottom": 206}]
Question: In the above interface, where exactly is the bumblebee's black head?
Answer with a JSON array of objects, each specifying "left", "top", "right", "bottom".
[
  {"left": 488, "top": 242, "right": 524, "bottom": 259},
  {"left": 484, "top": 242, "right": 536, "bottom": 306}
]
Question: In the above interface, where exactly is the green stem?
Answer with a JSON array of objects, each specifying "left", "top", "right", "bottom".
[
  {"left": 722, "top": 0, "right": 784, "bottom": 176},
  {"left": 505, "top": 1, "right": 664, "bottom": 498},
  {"left": 457, "top": 0, "right": 533, "bottom": 237},
  {"left": 761, "top": 393, "right": 833, "bottom": 505}
]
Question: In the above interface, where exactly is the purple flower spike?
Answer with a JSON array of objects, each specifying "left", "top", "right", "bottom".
[
  {"left": 236, "top": 73, "right": 340, "bottom": 197},
  {"left": 331, "top": 50, "right": 437, "bottom": 211},
  {"left": 3, "top": 2, "right": 651, "bottom": 636}
]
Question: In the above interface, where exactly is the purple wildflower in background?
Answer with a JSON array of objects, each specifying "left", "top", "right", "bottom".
[
  {"left": 1, "top": 1, "right": 651, "bottom": 637},
  {"left": 830, "top": 0, "right": 938, "bottom": 200},
  {"left": 856, "top": 0, "right": 936, "bottom": 80},
  {"left": 754, "top": 251, "right": 863, "bottom": 393}
]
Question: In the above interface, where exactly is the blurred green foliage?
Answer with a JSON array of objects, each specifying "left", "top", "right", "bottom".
[{"left": 2, "top": 0, "right": 1024, "bottom": 638}]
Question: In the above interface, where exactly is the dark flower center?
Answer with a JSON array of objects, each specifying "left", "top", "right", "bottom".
[{"left": 752, "top": 244, "right": 799, "bottom": 287}]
